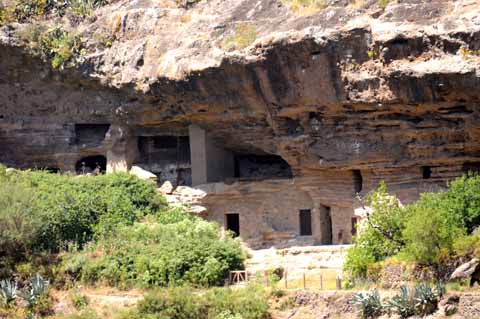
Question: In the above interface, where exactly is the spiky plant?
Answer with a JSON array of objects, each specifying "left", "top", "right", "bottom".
[
  {"left": 387, "top": 285, "right": 415, "bottom": 318},
  {"left": 414, "top": 283, "right": 439, "bottom": 316},
  {"left": 19, "top": 274, "right": 48, "bottom": 306},
  {"left": 0, "top": 279, "right": 18, "bottom": 305},
  {"left": 352, "top": 289, "right": 383, "bottom": 318}
]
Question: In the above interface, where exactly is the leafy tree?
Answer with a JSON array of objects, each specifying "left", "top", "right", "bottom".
[{"left": 345, "top": 182, "right": 406, "bottom": 279}]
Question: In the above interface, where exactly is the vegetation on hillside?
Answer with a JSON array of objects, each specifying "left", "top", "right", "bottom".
[
  {"left": 63, "top": 217, "right": 245, "bottom": 288},
  {"left": 0, "top": 166, "right": 250, "bottom": 318},
  {"left": 0, "top": 0, "right": 108, "bottom": 24},
  {"left": 345, "top": 174, "right": 480, "bottom": 283},
  {"left": 117, "top": 285, "right": 269, "bottom": 319},
  {"left": 222, "top": 23, "right": 257, "bottom": 51}
]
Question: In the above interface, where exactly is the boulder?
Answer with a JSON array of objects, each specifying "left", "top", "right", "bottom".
[
  {"left": 129, "top": 166, "right": 157, "bottom": 182},
  {"left": 450, "top": 258, "right": 479, "bottom": 282},
  {"left": 158, "top": 181, "right": 174, "bottom": 194}
]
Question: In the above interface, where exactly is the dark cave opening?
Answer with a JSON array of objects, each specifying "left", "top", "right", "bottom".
[
  {"left": 462, "top": 162, "right": 480, "bottom": 174},
  {"left": 421, "top": 166, "right": 432, "bottom": 179},
  {"left": 136, "top": 136, "right": 192, "bottom": 186},
  {"left": 233, "top": 154, "right": 292, "bottom": 180},
  {"left": 75, "top": 155, "right": 107, "bottom": 174},
  {"left": 353, "top": 169, "right": 363, "bottom": 193}
]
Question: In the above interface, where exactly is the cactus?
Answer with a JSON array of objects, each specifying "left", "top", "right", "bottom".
[{"left": 0, "top": 279, "right": 18, "bottom": 304}]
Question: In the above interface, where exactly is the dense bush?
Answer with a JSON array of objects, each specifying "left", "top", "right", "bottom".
[
  {"left": 62, "top": 217, "right": 245, "bottom": 288},
  {"left": 1, "top": 0, "right": 109, "bottom": 23},
  {"left": 0, "top": 167, "right": 165, "bottom": 271},
  {"left": 117, "top": 285, "right": 269, "bottom": 319},
  {"left": 400, "top": 193, "right": 464, "bottom": 264},
  {"left": 36, "top": 26, "right": 83, "bottom": 69},
  {"left": 344, "top": 182, "right": 406, "bottom": 279},
  {"left": 345, "top": 174, "right": 480, "bottom": 281}
]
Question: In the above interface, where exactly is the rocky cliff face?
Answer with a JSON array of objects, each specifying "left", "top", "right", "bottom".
[{"left": 2, "top": 0, "right": 480, "bottom": 246}]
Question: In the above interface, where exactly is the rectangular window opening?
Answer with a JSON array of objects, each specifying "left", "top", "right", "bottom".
[
  {"left": 299, "top": 209, "right": 312, "bottom": 236},
  {"left": 226, "top": 213, "right": 240, "bottom": 237}
]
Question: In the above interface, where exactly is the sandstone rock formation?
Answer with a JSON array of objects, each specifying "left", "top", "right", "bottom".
[{"left": 1, "top": 0, "right": 480, "bottom": 247}]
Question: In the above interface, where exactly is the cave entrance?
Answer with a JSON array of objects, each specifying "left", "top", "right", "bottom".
[
  {"left": 225, "top": 213, "right": 240, "bottom": 237},
  {"left": 137, "top": 136, "right": 192, "bottom": 186},
  {"left": 353, "top": 170, "right": 363, "bottom": 193},
  {"left": 75, "top": 155, "right": 107, "bottom": 174},
  {"left": 74, "top": 124, "right": 110, "bottom": 147},
  {"left": 233, "top": 154, "right": 292, "bottom": 180},
  {"left": 462, "top": 162, "right": 480, "bottom": 174},
  {"left": 319, "top": 205, "right": 332, "bottom": 245},
  {"left": 421, "top": 166, "right": 432, "bottom": 179}
]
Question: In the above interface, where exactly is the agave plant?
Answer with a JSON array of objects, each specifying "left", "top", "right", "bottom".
[
  {"left": 414, "top": 282, "right": 439, "bottom": 316},
  {"left": 352, "top": 289, "right": 383, "bottom": 319},
  {"left": 19, "top": 274, "right": 49, "bottom": 306},
  {"left": 436, "top": 281, "right": 446, "bottom": 298},
  {"left": 0, "top": 279, "right": 18, "bottom": 305},
  {"left": 387, "top": 285, "right": 415, "bottom": 318}
]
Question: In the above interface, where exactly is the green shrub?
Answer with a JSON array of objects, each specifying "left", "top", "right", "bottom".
[
  {"left": 400, "top": 194, "right": 464, "bottom": 264},
  {"left": 36, "top": 26, "right": 83, "bottom": 69},
  {"left": 119, "top": 285, "right": 269, "bottom": 319},
  {"left": 222, "top": 23, "right": 257, "bottom": 51},
  {"left": 1, "top": 0, "right": 109, "bottom": 24},
  {"left": 346, "top": 175, "right": 480, "bottom": 283},
  {"left": 63, "top": 218, "right": 245, "bottom": 288},
  {"left": 352, "top": 289, "right": 383, "bottom": 318},
  {"left": 69, "top": 0, "right": 95, "bottom": 17},
  {"left": 440, "top": 173, "right": 480, "bottom": 233},
  {"left": 9, "top": 0, "right": 49, "bottom": 22},
  {"left": 69, "top": 290, "right": 89, "bottom": 310},
  {"left": 0, "top": 170, "right": 165, "bottom": 273},
  {"left": 344, "top": 182, "right": 406, "bottom": 279},
  {"left": 156, "top": 206, "right": 196, "bottom": 224},
  {"left": 0, "top": 175, "right": 42, "bottom": 271},
  {"left": 453, "top": 234, "right": 480, "bottom": 258},
  {"left": 0, "top": 5, "right": 7, "bottom": 25},
  {"left": 378, "top": 0, "right": 390, "bottom": 9}
]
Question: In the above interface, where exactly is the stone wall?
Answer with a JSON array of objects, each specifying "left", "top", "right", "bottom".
[{"left": 198, "top": 177, "right": 360, "bottom": 249}]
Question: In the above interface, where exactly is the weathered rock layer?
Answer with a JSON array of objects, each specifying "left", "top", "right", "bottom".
[{"left": 2, "top": 0, "right": 480, "bottom": 247}]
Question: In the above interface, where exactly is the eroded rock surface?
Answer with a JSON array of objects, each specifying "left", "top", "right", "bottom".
[{"left": 2, "top": 0, "right": 480, "bottom": 247}]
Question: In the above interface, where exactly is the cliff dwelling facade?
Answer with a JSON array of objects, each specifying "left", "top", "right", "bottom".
[{"left": 1, "top": 0, "right": 480, "bottom": 248}]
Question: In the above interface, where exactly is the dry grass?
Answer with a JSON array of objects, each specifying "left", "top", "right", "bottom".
[
  {"left": 274, "top": 268, "right": 342, "bottom": 290},
  {"left": 222, "top": 22, "right": 257, "bottom": 51},
  {"left": 283, "top": 0, "right": 327, "bottom": 16},
  {"left": 350, "top": 0, "right": 365, "bottom": 10}
]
